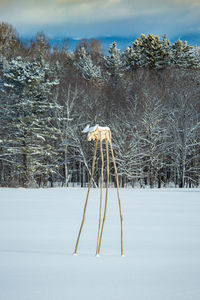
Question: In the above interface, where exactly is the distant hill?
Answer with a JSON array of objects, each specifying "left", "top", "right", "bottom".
[
  {"left": 21, "top": 33, "right": 200, "bottom": 54},
  {"left": 48, "top": 36, "right": 137, "bottom": 53},
  {"left": 49, "top": 34, "right": 200, "bottom": 52}
]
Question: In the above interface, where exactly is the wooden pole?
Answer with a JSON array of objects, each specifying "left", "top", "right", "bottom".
[
  {"left": 109, "top": 140, "right": 124, "bottom": 256},
  {"left": 96, "top": 139, "right": 104, "bottom": 255},
  {"left": 98, "top": 139, "right": 109, "bottom": 254},
  {"left": 74, "top": 140, "right": 98, "bottom": 254},
  {"left": 75, "top": 125, "right": 123, "bottom": 256}
]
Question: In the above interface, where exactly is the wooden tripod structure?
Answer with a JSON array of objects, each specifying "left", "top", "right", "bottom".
[{"left": 74, "top": 125, "right": 123, "bottom": 256}]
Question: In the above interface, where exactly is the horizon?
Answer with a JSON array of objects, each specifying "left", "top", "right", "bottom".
[{"left": 19, "top": 33, "right": 200, "bottom": 52}]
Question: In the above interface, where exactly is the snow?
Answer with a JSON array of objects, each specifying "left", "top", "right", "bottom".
[
  {"left": 0, "top": 188, "right": 200, "bottom": 300},
  {"left": 82, "top": 124, "right": 111, "bottom": 141},
  {"left": 88, "top": 124, "right": 98, "bottom": 133},
  {"left": 82, "top": 124, "right": 90, "bottom": 133},
  {"left": 98, "top": 125, "right": 110, "bottom": 131},
  {"left": 82, "top": 124, "right": 110, "bottom": 134}
]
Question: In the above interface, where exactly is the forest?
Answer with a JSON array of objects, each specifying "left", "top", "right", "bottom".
[{"left": 0, "top": 22, "right": 200, "bottom": 188}]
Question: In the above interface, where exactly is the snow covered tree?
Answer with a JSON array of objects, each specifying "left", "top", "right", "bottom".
[
  {"left": 104, "top": 42, "right": 125, "bottom": 80},
  {"left": 74, "top": 47, "right": 103, "bottom": 83},
  {"left": 54, "top": 84, "right": 82, "bottom": 186},
  {"left": 111, "top": 109, "right": 143, "bottom": 187},
  {"left": 75, "top": 38, "right": 103, "bottom": 64},
  {"left": 110, "top": 96, "right": 170, "bottom": 188},
  {"left": 167, "top": 95, "right": 200, "bottom": 187},
  {"left": 123, "top": 46, "right": 139, "bottom": 70},
  {"left": 137, "top": 97, "right": 169, "bottom": 187},
  {"left": 131, "top": 34, "right": 171, "bottom": 69},
  {"left": 2, "top": 56, "right": 60, "bottom": 187},
  {"left": 171, "top": 39, "right": 200, "bottom": 68}
]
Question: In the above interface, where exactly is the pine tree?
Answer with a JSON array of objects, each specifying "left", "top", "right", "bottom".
[
  {"left": 74, "top": 47, "right": 102, "bottom": 82},
  {"left": 105, "top": 42, "right": 125, "bottom": 79},
  {"left": 2, "top": 56, "right": 60, "bottom": 187},
  {"left": 171, "top": 39, "right": 199, "bottom": 68},
  {"left": 131, "top": 34, "right": 171, "bottom": 69},
  {"left": 123, "top": 46, "right": 138, "bottom": 70}
]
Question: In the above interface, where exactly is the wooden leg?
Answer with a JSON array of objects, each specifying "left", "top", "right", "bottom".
[
  {"left": 98, "top": 139, "right": 109, "bottom": 254},
  {"left": 109, "top": 140, "right": 124, "bottom": 256},
  {"left": 74, "top": 140, "right": 98, "bottom": 254},
  {"left": 96, "top": 139, "right": 104, "bottom": 255}
]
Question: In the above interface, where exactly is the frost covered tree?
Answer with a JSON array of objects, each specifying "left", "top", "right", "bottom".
[
  {"left": 111, "top": 97, "right": 170, "bottom": 188},
  {"left": 74, "top": 47, "right": 103, "bottom": 82},
  {"left": 54, "top": 84, "right": 82, "bottom": 186},
  {"left": 2, "top": 56, "right": 60, "bottom": 187},
  {"left": 123, "top": 46, "right": 139, "bottom": 70},
  {"left": 131, "top": 34, "right": 171, "bottom": 69},
  {"left": 111, "top": 117, "right": 133, "bottom": 187},
  {"left": 171, "top": 39, "right": 200, "bottom": 68},
  {"left": 75, "top": 38, "right": 103, "bottom": 64},
  {"left": 167, "top": 95, "right": 200, "bottom": 187},
  {"left": 105, "top": 42, "right": 125, "bottom": 80},
  {"left": 111, "top": 110, "right": 143, "bottom": 187},
  {"left": 137, "top": 97, "right": 169, "bottom": 187}
]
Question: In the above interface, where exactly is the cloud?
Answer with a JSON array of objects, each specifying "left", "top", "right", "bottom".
[
  {"left": 0, "top": 0, "right": 171, "bottom": 26},
  {"left": 0, "top": 0, "right": 200, "bottom": 38},
  {"left": 55, "top": 0, "right": 102, "bottom": 3}
]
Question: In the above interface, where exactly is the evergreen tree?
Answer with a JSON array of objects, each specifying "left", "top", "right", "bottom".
[
  {"left": 131, "top": 34, "right": 171, "bottom": 69},
  {"left": 2, "top": 56, "right": 60, "bottom": 187},
  {"left": 105, "top": 42, "right": 125, "bottom": 80},
  {"left": 74, "top": 47, "right": 102, "bottom": 82},
  {"left": 123, "top": 46, "right": 138, "bottom": 70},
  {"left": 171, "top": 39, "right": 199, "bottom": 68}
]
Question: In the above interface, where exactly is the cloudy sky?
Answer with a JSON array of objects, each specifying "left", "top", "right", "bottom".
[{"left": 0, "top": 0, "right": 200, "bottom": 39}]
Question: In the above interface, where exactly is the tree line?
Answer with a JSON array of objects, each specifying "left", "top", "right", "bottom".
[{"left": 0, "top": 22, "right": 200, "bottom": 188}]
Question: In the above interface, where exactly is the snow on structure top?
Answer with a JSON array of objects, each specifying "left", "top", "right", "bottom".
[{"left": 82, "top": 124, "right": 111, "bottom": 142}]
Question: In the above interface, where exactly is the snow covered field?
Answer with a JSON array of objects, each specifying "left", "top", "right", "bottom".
[{"left": 0, "top": 188, "right": 200, "bottom": 300}]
